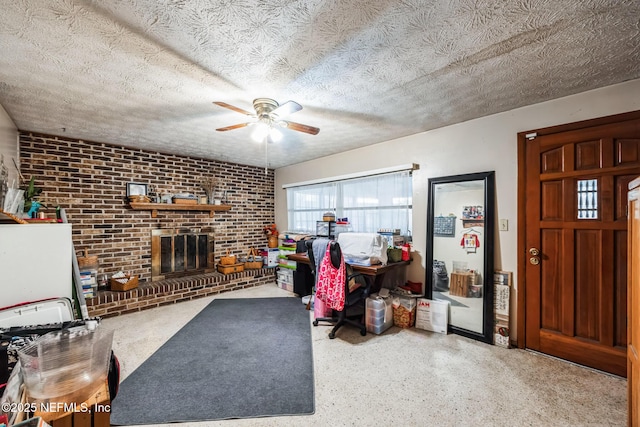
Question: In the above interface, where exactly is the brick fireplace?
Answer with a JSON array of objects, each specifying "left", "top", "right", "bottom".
[
  {"left": 19, "top": 132, "right": 279, "bottom": 317},
  {"left": 151, "top": 227, "right": 215, "bottom": 281}
]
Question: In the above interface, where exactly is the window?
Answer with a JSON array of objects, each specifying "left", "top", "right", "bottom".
[
  {"left": 577, "top": 179, "right": 598, "bottom": 219},
  {"left": 286, "top": 170, "right": 412, "bottom": 235}
]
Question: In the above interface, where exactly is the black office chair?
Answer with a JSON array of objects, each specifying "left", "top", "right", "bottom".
[{"left": 307, "top": 239, "right": 371, "bottom": 339}]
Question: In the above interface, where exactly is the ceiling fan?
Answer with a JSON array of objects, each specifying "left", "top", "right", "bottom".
[{"left": 213, "top": 98, "right": 320, "bottom": 139}]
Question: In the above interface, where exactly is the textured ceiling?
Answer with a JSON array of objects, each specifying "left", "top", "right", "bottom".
[{"left": 1, "top": 0, "right": 639, "bottom": 169}]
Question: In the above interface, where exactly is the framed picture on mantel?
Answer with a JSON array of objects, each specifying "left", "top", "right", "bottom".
[{"left": 126, "top": 182, "right": 148, "bottom": 197}]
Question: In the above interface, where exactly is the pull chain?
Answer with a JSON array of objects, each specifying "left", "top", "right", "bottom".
[{"left": 264, "top": 134, "right": 268, "bottom": 174}]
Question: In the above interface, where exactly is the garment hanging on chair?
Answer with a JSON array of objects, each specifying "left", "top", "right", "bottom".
[
  {"left": 315, "top": 242, "right": 346, "bottom": 311},
  {"left": 312, "top": 238, "right": 330, "bottom": 278}
]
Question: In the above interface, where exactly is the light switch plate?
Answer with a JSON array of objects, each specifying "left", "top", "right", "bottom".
[{"left": 499, "top": 219, "right": 509, "bottom": 231}]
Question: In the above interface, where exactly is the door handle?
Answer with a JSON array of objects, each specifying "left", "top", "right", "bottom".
[
  {"left": 529, "top": 247, "right": 540, "bottom": 256},
  {"left": 530, "top": 257, "right": 540, "bottom": 265}
]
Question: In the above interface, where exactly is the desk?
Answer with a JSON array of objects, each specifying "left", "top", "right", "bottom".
[{"left": 286, "top": 253, "right": 410, "bottom": 292}]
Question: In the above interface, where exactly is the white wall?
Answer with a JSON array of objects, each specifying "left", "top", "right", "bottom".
[
  {"left": 0, "top": 103, "right": 19, "bottom": 188},
  {"left": 433, "top": 187, "right": 485, "bottom": 280},
  {"left": 275, "top": 78, "right": 640, "bottom": 340}
]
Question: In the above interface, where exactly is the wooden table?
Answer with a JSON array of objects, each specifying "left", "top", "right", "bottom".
[{"left": 286, "top": 253, "right": 410, "bottom": 292}]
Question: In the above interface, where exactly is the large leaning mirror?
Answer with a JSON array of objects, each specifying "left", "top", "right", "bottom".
[{"left": 425, "top": 171, "right": 495, "bottom": 343}]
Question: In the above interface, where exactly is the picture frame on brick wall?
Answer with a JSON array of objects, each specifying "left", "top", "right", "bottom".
[{"left": 126, "top": 182, "right": 148, "bottom": 197}]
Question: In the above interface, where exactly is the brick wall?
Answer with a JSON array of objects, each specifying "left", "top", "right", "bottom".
[{"left": 19, "top": 132, "right": 276, "bottom": 283}]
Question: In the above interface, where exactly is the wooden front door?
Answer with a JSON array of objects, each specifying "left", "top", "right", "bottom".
[{"left": 522, "top": 113, "right": 640, "bottom": 377}]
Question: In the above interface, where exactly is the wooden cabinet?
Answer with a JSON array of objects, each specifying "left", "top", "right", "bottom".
[{"left": 628, "top": 176, "right": 640, "bottom": 426}]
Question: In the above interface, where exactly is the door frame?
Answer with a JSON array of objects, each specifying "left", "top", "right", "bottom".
[{"left": 516, "top": 109, "right": 640, "bottom": 349}]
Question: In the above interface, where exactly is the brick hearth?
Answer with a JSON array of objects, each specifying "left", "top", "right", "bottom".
[{"left": 87, "top": 268, "right": 277, "bottom": 318}]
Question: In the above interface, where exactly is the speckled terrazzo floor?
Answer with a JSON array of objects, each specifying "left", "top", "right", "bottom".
[{"left": 102, "top": 284, "right": 627, "bottom": 427}]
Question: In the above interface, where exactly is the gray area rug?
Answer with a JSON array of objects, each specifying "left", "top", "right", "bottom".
[{"left": 110, "top": 297, "right": 314, "bottom": 425}]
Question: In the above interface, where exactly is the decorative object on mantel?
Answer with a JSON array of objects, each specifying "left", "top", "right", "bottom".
[
  {"left": 172, "top": 193, "right": 198, "bottom": 205},
  {"left": 110, "top": 271, "right": 138, "bottom": 291},
  {"left": 263, "top": 223, "right": 279, "bottom": 248},
  {"left": 126, "top": 182, "right": 148, "bottom": 197},
  {"left": 148, "top": 184, "right": 160, "bottom": 203},
  {"left": 200, "top": 175, "right": 219, "bottom": 205},
  {"left": 129, "top": 195, "right": 151, "bottom": 203}
]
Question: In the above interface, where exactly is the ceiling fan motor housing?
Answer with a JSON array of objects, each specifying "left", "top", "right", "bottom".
[{"left": 253, "top": 98, "right": 279, "bottom": 120}]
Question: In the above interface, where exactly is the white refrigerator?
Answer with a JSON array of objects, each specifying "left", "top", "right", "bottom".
[{"left": 0, "top": 223, "right": 73, "bottom": 308}]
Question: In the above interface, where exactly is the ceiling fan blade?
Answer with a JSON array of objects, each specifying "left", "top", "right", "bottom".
[
  {"left": 213, "top": 101, "right": 254, "bottom": 116},
  {"left": 272, "top": 100, "right": 302, "bottom": 117},
  {"left": 216, "top": 123, "right": 250, "bottom": 131},
  {"left": 285, "top": 121, "right": 320, "bottom": 135}
]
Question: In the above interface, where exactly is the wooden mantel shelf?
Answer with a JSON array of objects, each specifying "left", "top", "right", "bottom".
[{"left": 129, "top": 202, "right": 231, "bottom": 218}]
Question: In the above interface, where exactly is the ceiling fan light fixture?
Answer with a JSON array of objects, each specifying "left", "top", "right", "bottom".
[
  {"left": 251, "top": 122, "right": 270, "bottom": 142},
  {"left": 215, "top": 98, "right": 319, "bottom": 137},
  {"left": 269, "top": 127, "right": 282, "bottom": 142},
  {"left": 251, "top": 122, "right": 283, "bottom": 143}
]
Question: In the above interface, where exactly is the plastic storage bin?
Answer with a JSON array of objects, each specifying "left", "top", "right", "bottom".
[
  {"left": 18, "top": 323, "right": 114, "bottom": 405},
  {"left": 277, "top": 268, "right": 294, "bottom": 291},
  {"left": 365, "top": 293, "right": 393, "bottom": 334},
  {"left": 0, "top": 298, "right": 74, "bottom": 329}
]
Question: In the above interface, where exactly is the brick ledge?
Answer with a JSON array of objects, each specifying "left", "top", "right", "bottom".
[{"left": 86, "top": 268, "right": 277, "bottom": 318}]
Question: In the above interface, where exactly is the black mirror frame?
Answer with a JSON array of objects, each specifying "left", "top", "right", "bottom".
[{"left": 425, "top": 171, "right": 495, "bottom": 344}]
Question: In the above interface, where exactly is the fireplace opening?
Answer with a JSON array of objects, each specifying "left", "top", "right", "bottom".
[{"left": 151, "top": 228, "right": 215, "bottom": 281}]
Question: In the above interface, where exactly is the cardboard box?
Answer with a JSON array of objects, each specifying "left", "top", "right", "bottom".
[
  {"left": 415, "top": 298, "right": 449, "bottom": 333},
  {"left": 33, "top": 382, "right": 110, "bottom": 427},
  {"left": 262, "top": 248, "right": 279, "bottom": 267}
]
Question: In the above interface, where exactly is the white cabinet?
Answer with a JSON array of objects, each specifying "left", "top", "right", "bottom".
[{"left": 0, "top": 224, "right": 73, "bottom": 307}]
